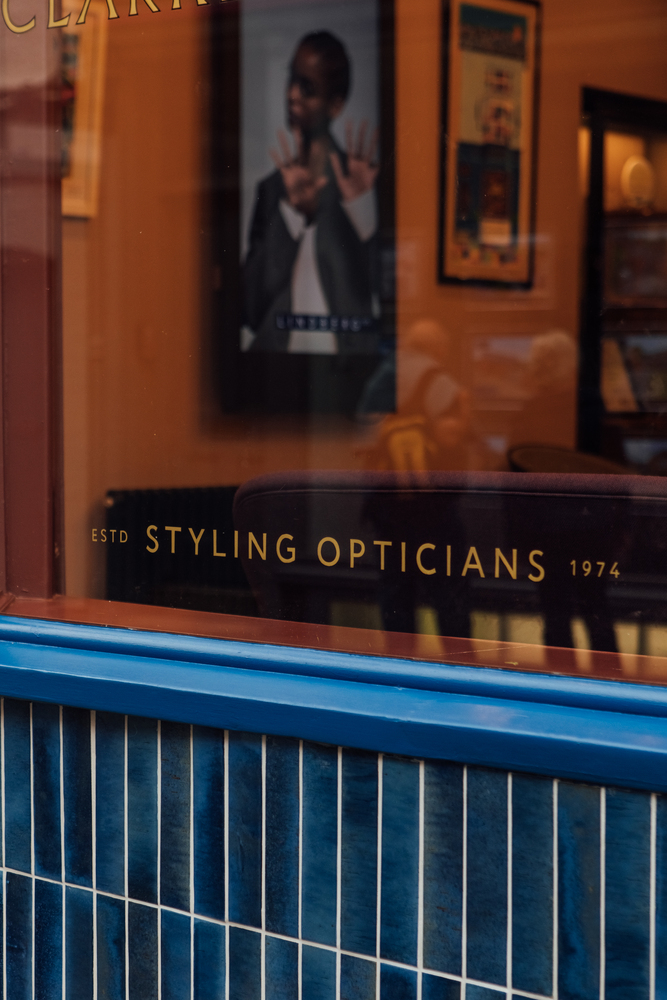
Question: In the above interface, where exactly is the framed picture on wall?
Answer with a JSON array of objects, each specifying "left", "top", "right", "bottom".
[
  {"left": 438, "top": 0, "right": 540, "bottom": 286},
  {"left": 61, "top": 0, "right": 108, "bottom": 218},
  {"left": 211, "top": 0, "right": 396, "bottom": 415}
]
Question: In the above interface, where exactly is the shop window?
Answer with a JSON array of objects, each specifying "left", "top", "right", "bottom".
[{"left": 1, "top": 0, "right": 667, "bottom": 683}]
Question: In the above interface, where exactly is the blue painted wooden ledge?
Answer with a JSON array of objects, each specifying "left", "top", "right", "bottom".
[{"left": 0, "top": 615, "right": 665, "bottom": 792}]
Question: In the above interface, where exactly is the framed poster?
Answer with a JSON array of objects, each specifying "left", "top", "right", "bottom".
[
  {"left": 438, "top": 0, "right": 540, "bottom": 286},
  {"left": 61, "top": 0, "right": 108, "bottom": 218},
  {"left": 211, "top": 0, "right": 396, "bottom": 414}
]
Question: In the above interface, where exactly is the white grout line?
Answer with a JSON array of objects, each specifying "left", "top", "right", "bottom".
[
  {"left": 59, "top": 707, "right": 65, "bottom": 886},
  {"left": 261, "top": 735, "right": 266, "bottom": 1000},
  {"left": 337, "top": 747, "right": 343, "bottom": 947},
  {"left": 0, "top": 845, "right": 561, "bottom": 1000},
  {"left": 124, "top": 716, "right": 129, "bottom": 1000},
  {"left": 417, "top": 760, "right": 425, "bottom": 1000},
  {"left": 376, "top": 753, "right": 383, "bottom": 1000},
  {"left": 512, "top": 991, "right": 559, "bottom": 1000},
  {"left": 336, "top": 745, "right": 343, "bottom": 1000},
  {"left": 462, "top": 766, "right": 468, "bottom": 1000},
  {"left": 0, "top": 830, "right": 560, "bottom": 1000},
  {"left": 334, "top": 746, "right": 341, "bottom": 1000},
  {"left": 62, "top": 880, "right": 66, "bottom": 1000},
  {"left": 1, "top": 699, "right": 6, "bottom": 1000},
  {"left": 60, "top": 707, "right": 66, "bottom": 1000},
  {"left": 600, "top": 787, "right": 606, "bottom": 1000},
  {"left": 190, "top": 724, "right": 195, "bottom": 1000},
  {"left": 650, "top": 793, "right": 657, "bottom": 1000},
  {"left": 224, "top": 730, "right": 230, "bottom": 1000},
  {"left": 157, "top": 719, "right": 162, "bottom": 1000},
  {"left": 507, "top": 773, "right": 513, "bottom": 999},
  {"left": 30, "top": 703, "right": 34, "bottom": 1000},
  {"left": 467, "top": 981, "right": 546, "bottom": 999},
  {"left": 91, "top": 711, "right": 98, "bottom": 1000},
  {"left": 298, "top": 741, "right": 303, "bottom": 1000},
  {"left": 2, "top": 871, "right": 5, "bottom": 1000},
  {"left": 0, "top": 714, "right": 599, "bottom": 1000},
  {"left": 1, "top": 699, "right": 4, "bottom": 873},
  {"left": 553, "top": 780, "right": 559, "bottom": 1000},
  {"left": 91, "top": 713, "right": 97, "bottom": 896},
  {"left": 0, "top": 729, "right": 568, "bottom": 1000}
]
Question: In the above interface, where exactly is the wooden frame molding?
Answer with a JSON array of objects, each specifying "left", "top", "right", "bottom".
[
  {"left": 5, "top": 594, "right": 667, "bottom": 687},
  {"left": 0, "top": 20, "right": 64, "bottom": 600}
]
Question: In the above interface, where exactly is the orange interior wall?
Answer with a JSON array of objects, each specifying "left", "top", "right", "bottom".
[{"left": 396, "top": 0, "right": 667, "bottom": 431}]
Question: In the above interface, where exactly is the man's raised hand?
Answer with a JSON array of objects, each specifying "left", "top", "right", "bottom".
[
  {"left": 330, "top": 121, "right": 379, "bottom": 202},
  {"left": 271, "top": 128, "right": 327, "bottom": 223}
]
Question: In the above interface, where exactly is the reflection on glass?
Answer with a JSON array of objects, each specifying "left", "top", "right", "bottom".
[
  {"left": 43, "top": 0, "right": 667, "bottom": 678},
  {"left": 359, "top": 319, "right": 469, "bottom": 473}
]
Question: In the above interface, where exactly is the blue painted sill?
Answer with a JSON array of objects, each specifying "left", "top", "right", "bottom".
[{"left": 0, "top": 615, "right": 665, "bottom": 792}]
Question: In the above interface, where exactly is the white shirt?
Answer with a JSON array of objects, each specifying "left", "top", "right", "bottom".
[{"left": 279, "top": 189, "right": 377, "bottom": 354}]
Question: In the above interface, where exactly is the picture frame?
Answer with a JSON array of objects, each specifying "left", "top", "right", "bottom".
[
  {"left": 61, "top": 0, "right": 108, "bottom": 219},
  {"left": 210, "top": 0, "right": 396, "bottom": 415},
  {"left": 438, "top": 0, "right": 540, "bottom": 286}
]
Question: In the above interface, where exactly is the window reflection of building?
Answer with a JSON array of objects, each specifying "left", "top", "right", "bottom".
[
  {"left": 509, "top": 331, "right": 578, "bottom": 449},
  {"left": 358, "top": 319, "right": 470, "bottom": 472}
]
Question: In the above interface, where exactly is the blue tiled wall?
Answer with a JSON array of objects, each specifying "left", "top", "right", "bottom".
[{"left": 0, "top": 697, "right": 662, "bottom": 998}]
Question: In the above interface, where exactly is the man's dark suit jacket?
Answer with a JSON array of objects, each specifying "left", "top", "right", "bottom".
[{"left": 243, "top": 148, "right": 378, "bottom": 353}]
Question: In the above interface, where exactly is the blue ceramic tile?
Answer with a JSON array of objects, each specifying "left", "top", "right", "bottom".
[
  {"left": 380, "top": 757, "right": 419, "bottom": 965},
  {"left": 341, "top": 749, "right": 378, "bottom": 956},
  {"left": 128, "top": 902, "right": 158, "bottom": 1000},
  {"left": 380, "top": 964, "right": 416, "bottom": 1000},
  {"left": 33, "top": 703, "right": 62, "bottom": 880},
  {"left": 605, "top": 788, "right": 650, "bottom": 1000},
  {"left": 63, "top": 706, "right": 93, "bottom": 887},
  {"left": 656, "top": 795, "right": 667, "bottom": 1000},
  {"left": 421, "top": 975, "right": 460, "bottom": 1000},
  {"left": 66, "top": 886, "right": 93, "bottom": 1000},
  {"left": 302, "top": 742, "right": 338, "bottom": 946},
  {"left": 340, "top": 954, "right": 375, "bottom": 1000},
  {"left": 193, "top": 726, "right": 225, "bottom": 920},
  {"left": 11, "top": 697, "right": 662, "bottom": 1000},
  {"left": 97, "top": 894, "right": 125, "bottom": 1000},
  {"left": 160, "top": 721, "right": 191, "bottom": 912},
  {"left": 465, "top": 988, "right": 504, "bottom": 1000},
  {"left": 302, "top": 945, "right": 336, "bottom": 1000},
  {"left": 96, "top": 712, "right": 126, "bottom": 896},
  {"left": 228, "top": 926, "right": 261, "bottom": 1000},
  {"left": 511, "top": 774, "right": 553, "bottom": 995},
  {"left": 128, "top": 716, "right": 158, "bottom": 904},
  {"left": 265, "top": 736, "right": 299, "bottom": 937},
  {"left": 6, "top": 872, "right": 32, "bottom": 1000},
  {"left": 0, "top": 877, "right": 4, "bottom": 993},
  {"left": 466, "top": 768, "right": 507, "bottom": 987},
  {"left": 423, "top": 762, "right": 463, "bottom": 975},
  {"left": 558, "top": 781, "right": 600, "bottom": 1000},
  {"left": 194, "top": 919, "right": 225, "bottom": 1000},
  {"left": 265, "top": 935, "right": 298, "bottom": 1000},
  {"left": 228, "top": 732, "right": 262, "bottom": 928},
  {"left": 35, "top": 878, "right": 61, "bottom": 1000},
  {"left": 161, "top": 908, "right": 191, "bottom": 1000},
  {"left": 4, "top": 699, "right": 32, "bottom": 873}
]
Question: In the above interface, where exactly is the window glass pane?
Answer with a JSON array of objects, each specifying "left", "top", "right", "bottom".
[{"left": 18, "top": 0, "right": 667, "bottom": 675}]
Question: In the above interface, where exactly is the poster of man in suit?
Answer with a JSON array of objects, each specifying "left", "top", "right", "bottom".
[{"left": 240, "top": 0, "right": 384, "bottom": 357}]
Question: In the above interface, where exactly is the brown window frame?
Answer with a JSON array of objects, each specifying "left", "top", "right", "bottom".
[{"left": 0, "top": 23, "right": 63, "bottom": 602}]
